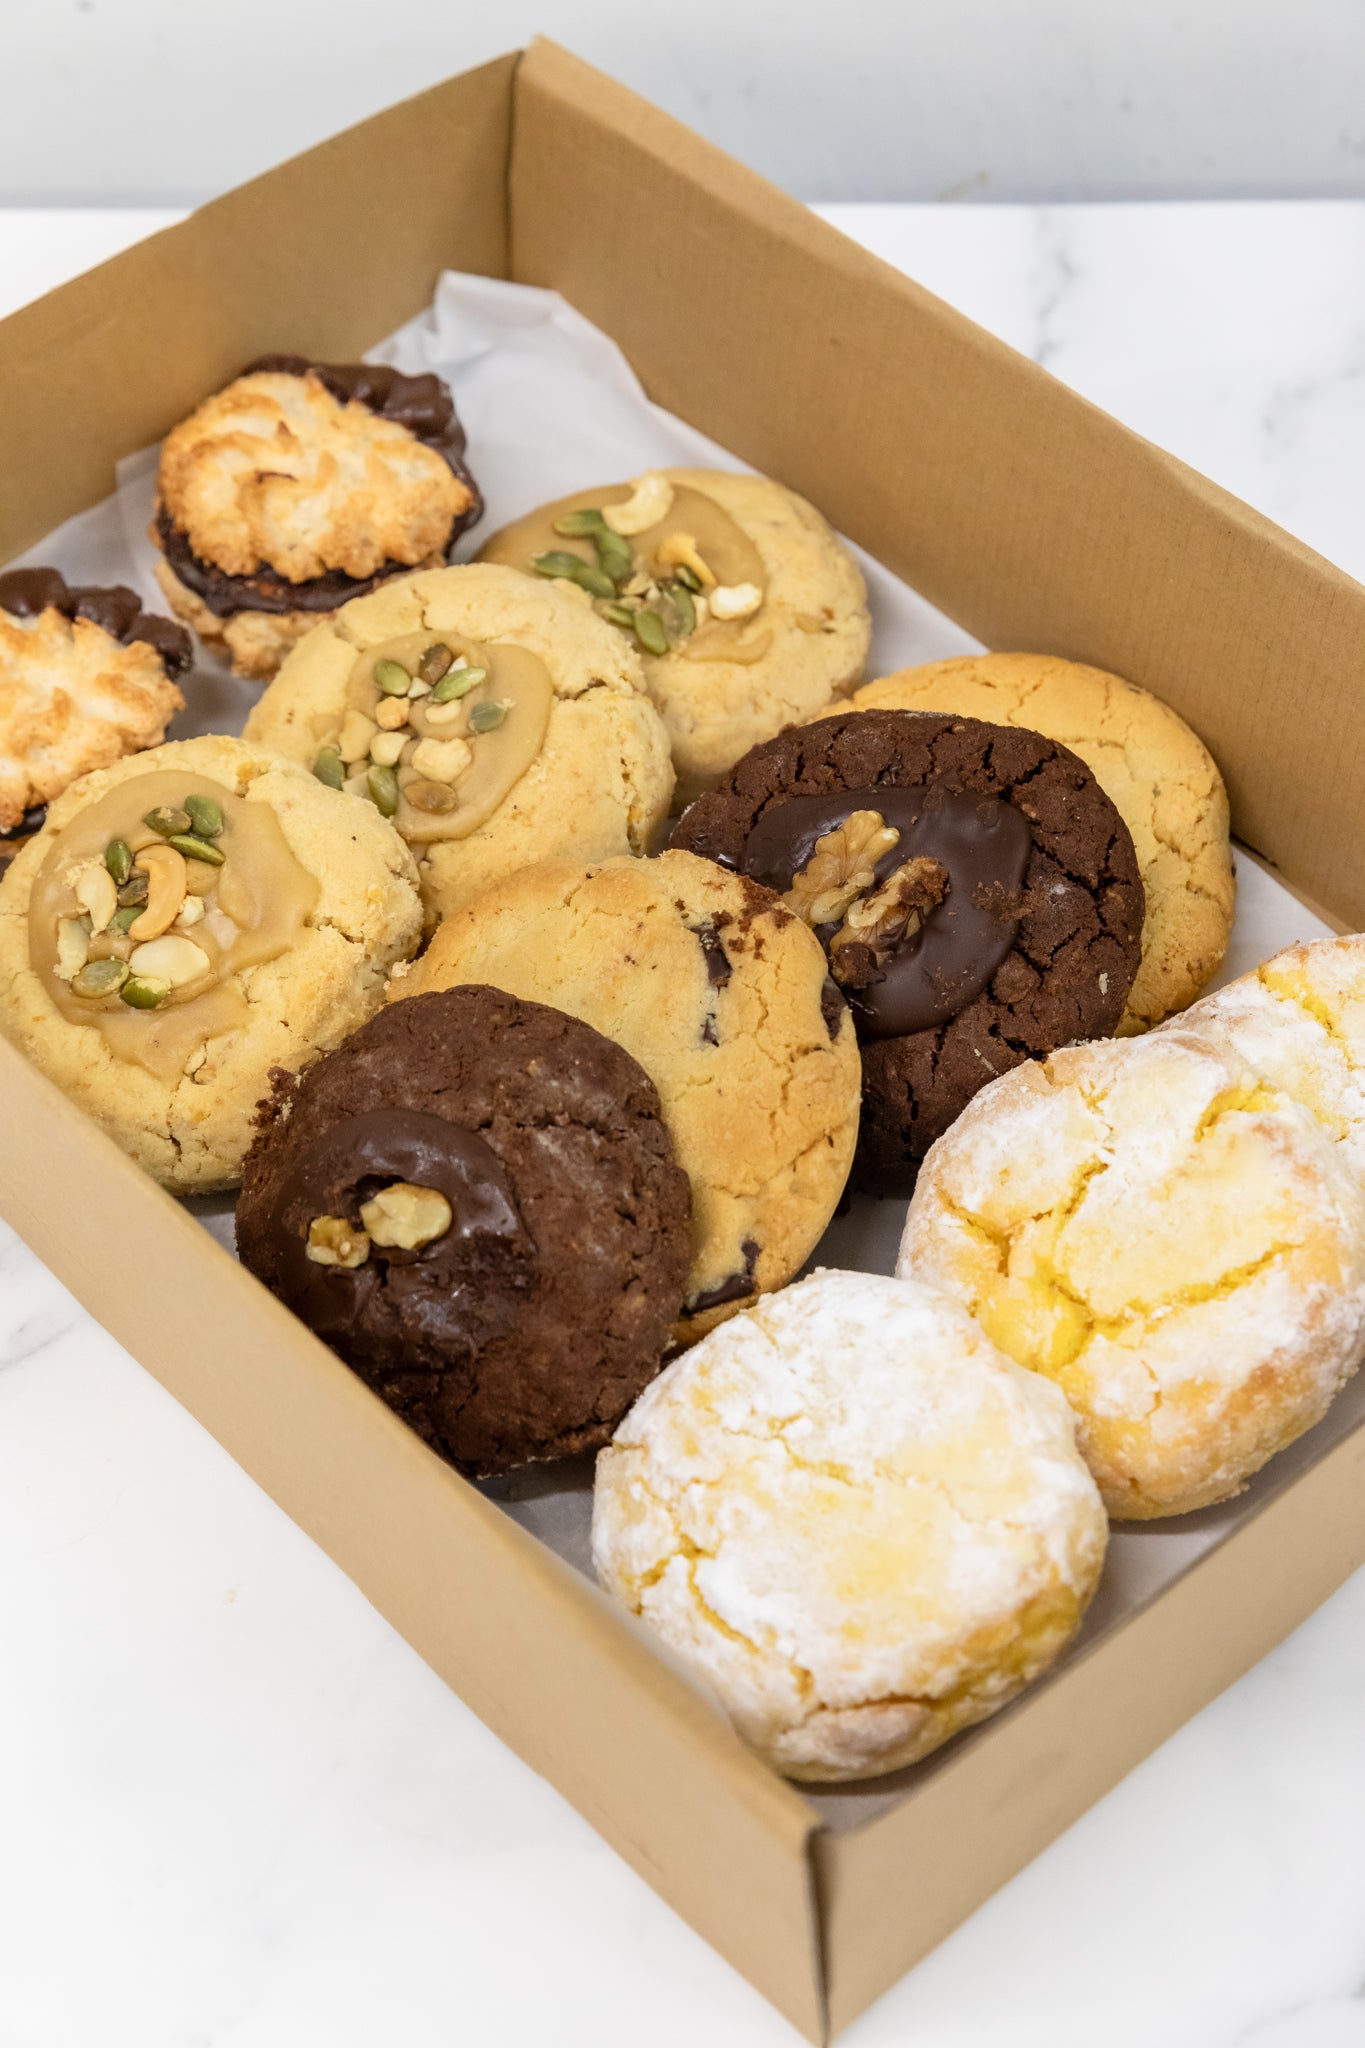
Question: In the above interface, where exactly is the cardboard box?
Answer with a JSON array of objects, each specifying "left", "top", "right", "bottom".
[{"left": 3, "top": 41, "right": 1365, "bottom": 2041}]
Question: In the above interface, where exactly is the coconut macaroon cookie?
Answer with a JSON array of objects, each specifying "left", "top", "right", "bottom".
[
  {"left": 245, "top": 563, "right": 674, "bottom": 922},
  {"left": 899, "top": 1031, "right": 1365, "bottom": 1519},
  {"left": 847, "top": 653, "right": 1235, "bottom": 1031},
  {"left": 593, "top": 1270, "right": 1107, "bottom": 1782},
  {"left": 673, "top": 706, "right": 1145, "bottom": 1188},
  {"left": 0, "top": 735, "right": 422, "bottom": 1192},
  {"left": 151, "top": 356, "right": 483, "bottom": 681},
  {"left": 0, "top": 565, "right": 191, "bottom": 848},
  {"left": 1171, "top": 937, "right": 1365, "bottom": 1177},
  {"left": 479, "top": 467, "right": 870, "bottom": 804},
  {"left": 397, "top": 848, "right": 862, "bottom": 1339}
]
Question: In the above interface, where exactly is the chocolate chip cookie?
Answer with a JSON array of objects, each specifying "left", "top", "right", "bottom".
[
  {"left": 152, "top": 356, "right": 482, "bottom": 680},
  {"left": 236, "top": 986, "right": 692, "bottom": 1478},
  {"left": 671, "top": 708, "right": 1145, "bottom": 1188},
  {"left": 396, "top": 848, "right": 863, "bottom": 1340}
]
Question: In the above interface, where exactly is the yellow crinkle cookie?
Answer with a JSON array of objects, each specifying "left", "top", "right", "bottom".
[
  {"left": 0, "top": 735, "right": 422, "bottom": 1192},
  {"left": 394, "top": 847, "right": 861, "bottom": 1340},
  {"left": 1171, "top": 936, "right": 1365, "bottom": 1177},
  {"left": 898, "top": 1031, "right": 1365, "bottom": 1519},
  {"left": 245, "top": 563, "right": 674, "bottom": 923},
  {"left": 846, "top": 653, "right": 1234, "bottom": 1032},
  {"left": 592, "top": 1268, "right": 1107, "bottom": 1782}
]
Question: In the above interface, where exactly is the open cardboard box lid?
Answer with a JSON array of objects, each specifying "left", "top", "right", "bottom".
[{"left": 3, "top": 41, "right": 1365, "bottom": 2042}]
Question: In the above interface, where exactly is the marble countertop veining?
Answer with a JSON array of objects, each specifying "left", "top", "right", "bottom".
[{"left": 3, "top": 204, "right": 1365, "bottom": 2048}]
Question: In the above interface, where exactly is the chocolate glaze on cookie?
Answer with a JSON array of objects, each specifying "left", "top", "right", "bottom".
[
  {"left": 672, "top": 708, "right": 1145, "bottom": 1189},
  {"left": 0, "top": 566, "right": 192, "bottom": 674},
  {"left": 157, "top": 356, "right": 483, "bottom": 619},
  {"left": 237, "top": 986, "right": 692, "bottom": 1477},
  {"left": 743, "top": 784, "right": 1032, "bottom": 1037},
  {"left": 265, "top": 1108, "right": 532, "bottom": 1353}
]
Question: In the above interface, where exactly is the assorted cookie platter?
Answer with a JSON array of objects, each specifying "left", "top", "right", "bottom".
[{"left": 2, "top": 339, "right": 1361, "bottom": 1788}]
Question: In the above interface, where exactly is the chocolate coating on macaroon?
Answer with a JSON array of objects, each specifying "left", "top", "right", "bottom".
[
  {"left": 236, "top": 986, "right": 692, "bottom": 1477},
  {"left": 157, "top": 355, "right": 483, "bottom": 619},
  {"left": 672, "top": 708, "right": 1145, "bottom": 1189},
  {"left": 0, "top": 566, "right": 192, "bottom": 674}
]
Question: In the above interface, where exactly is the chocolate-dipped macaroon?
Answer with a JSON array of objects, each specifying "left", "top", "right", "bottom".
[
  {"left": 671, "top": 707, "right": 1145, "bottom": 1188},
  {"left": 236, "top": 986, "right": 692, "bottom": 1477},
  {"left": 151, "top": 357, "right": 482, "bottom": 682},
  {"left": 0, "top": 565, "right": 191, "bottom": 855}
]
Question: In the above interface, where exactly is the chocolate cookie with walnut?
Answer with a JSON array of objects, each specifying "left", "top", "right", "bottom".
[
  {"left": 237, "top": 986, "right": 692, "bottom": 1477},
  {"left": 671, "top": 708, "right": 1144, "bottom": 1189}
]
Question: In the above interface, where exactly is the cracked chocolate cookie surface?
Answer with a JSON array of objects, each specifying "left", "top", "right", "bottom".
[
  {"left": 397, "top": 848, "right": 862, "bottom": 1341},
  {"left": 236, "top": 985, "right": 692, "bottom": 1477},
  {"left": 671, "top": 708, "right": 1144, "bottom": 1189}
]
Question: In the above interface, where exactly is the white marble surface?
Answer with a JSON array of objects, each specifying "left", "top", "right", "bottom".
[{"left": 4, "top": 204, "right": 1365, "bottom": 2047}]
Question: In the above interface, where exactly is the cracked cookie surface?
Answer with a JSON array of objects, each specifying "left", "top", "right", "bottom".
[
  {"left": 848, "top": 654, "right": 1234, "bottom": 1032},
  {"left": 1169, "top": 936, "right": 1365, "bottom": 1176},
  {"left": 396, "top": 848, "right": 862, "bottom": 1340},
  {"left": 245, "top": 564, "right": 674, "bottom": 923},
  {"left": 898, "top": 1030, "right": 1365, "bottom": 1518},
  {"left": 672, "top": 706, "right": 1144, "bottom": 1189},
  {"left": 237, "top": 985, "right": 691, "bottom": 1478},
  {"left": 0, "top": 735, "right": 422, "bottom": 1192},
  {"left": 480, "top": 467, "right": 870, "bottom": 805},
  {"left": 592, "top": 1268, "right": 1107, "bottom": 1781}
]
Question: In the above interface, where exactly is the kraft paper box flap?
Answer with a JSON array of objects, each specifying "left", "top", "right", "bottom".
[
  {"left": 512, "top": 39, "right": 1365, "bottom": 932},
  {"left": 0, "top": 1033, "right": 825, "bottom": 2039}
]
